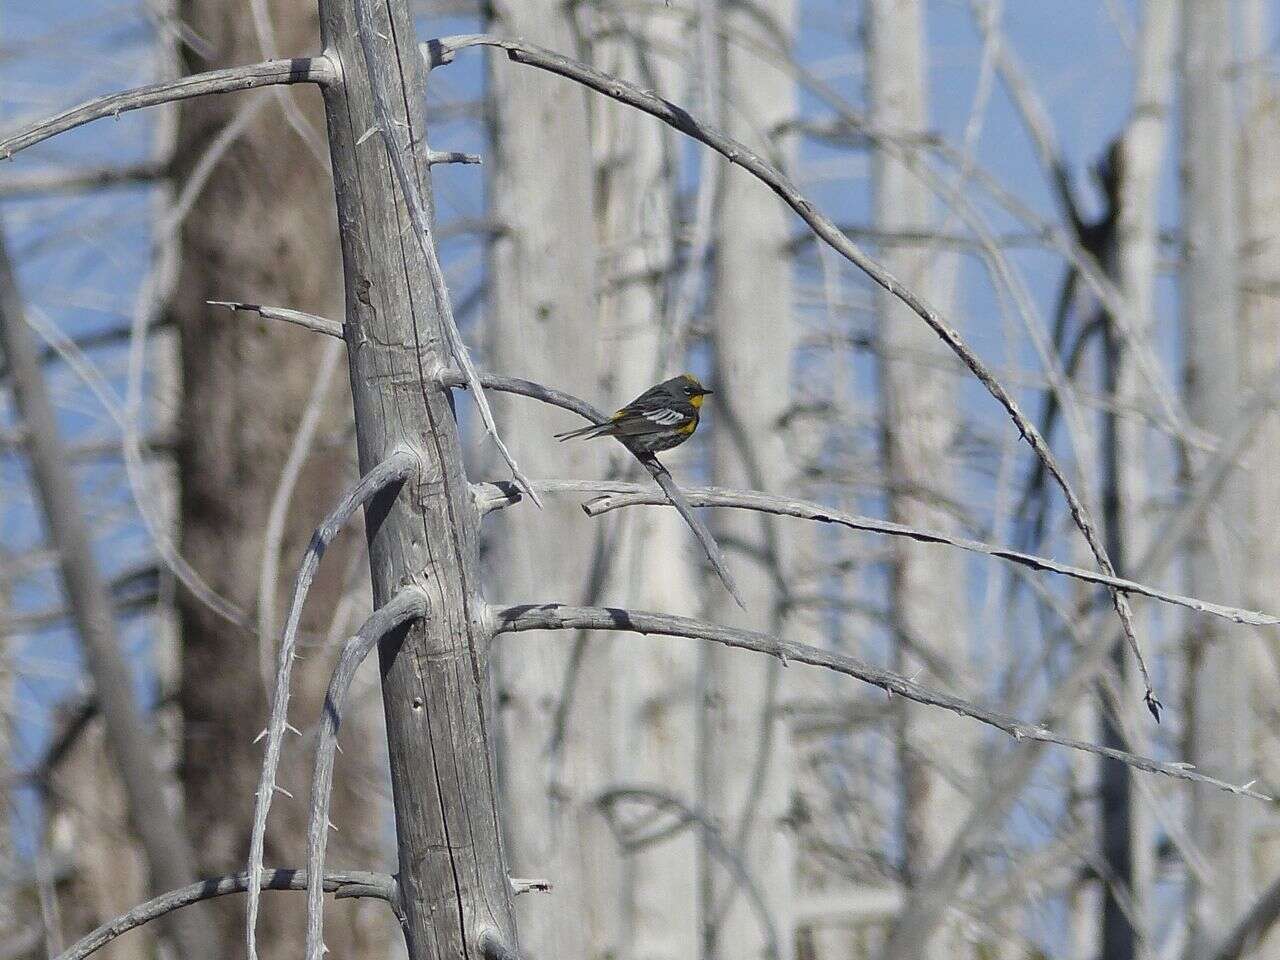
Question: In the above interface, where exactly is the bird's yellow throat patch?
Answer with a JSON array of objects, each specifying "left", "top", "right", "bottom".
[{"left": 690, "top": 393, "right": 705, "bottom": 410}]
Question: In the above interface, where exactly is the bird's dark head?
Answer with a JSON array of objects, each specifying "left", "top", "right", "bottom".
[{"left": 676, "top": 373, "right": 713, "bottom": 407}]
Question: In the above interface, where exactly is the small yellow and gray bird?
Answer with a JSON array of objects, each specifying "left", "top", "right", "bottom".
[{"left": 555, "top": 373, "right": 713, "bottom": 454}]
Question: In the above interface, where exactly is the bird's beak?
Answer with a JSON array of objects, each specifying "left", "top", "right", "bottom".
[{"left": 700, "top": 388, "right": 714, "bottom": 396}]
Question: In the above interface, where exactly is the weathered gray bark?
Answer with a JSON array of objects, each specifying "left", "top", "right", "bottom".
[
  {"left": 865, "top": 6, "right": 971, "bottom": 954},
  {"left": 0, "top": 229, "right": 211, "bottom": 960},
  {"left": 483, "top": 2, "right": 616, "bottom": 959},
  {"left": 1181, "top": 0, "right": 1251, "bottom": 952},
  {"left": 705, "top": 0, "right": 797, "bottom": 955},
  {"left": 313, "top": 0, "right": 519, "bottom": 953},
  {"left": 169, "top": 0, "right": 389, "bottom": 954}
]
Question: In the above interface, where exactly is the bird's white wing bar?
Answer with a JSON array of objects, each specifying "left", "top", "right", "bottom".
[{"left": 642, "top": 408, "right": 685, "bottom": 425}]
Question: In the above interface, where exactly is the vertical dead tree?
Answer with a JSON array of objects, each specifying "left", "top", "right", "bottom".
[
  {"left": 1238, "top": 1, "right": 1280, "bottom": 953},
  {"left": 1101, "top": 0, "right": 1179, "bottom": 950},
  {"left": 587, "top": 6, "right": 702, "bottom": 958},
  {"left": 0, "top": 232, "right": 213, "bottom": 960},
  {"left": 865, "top": 4, "right": 972, "bottom": 953},
  {"left": 170, "top": 0, "right": 390, "bottom": 952},
  {"left": 310, "top": 0, "right": 520, "bottom": 953},
  {"left": 705, "top": 0, "right": 796, "bottom": 955},
  {"left": 483, "top": 2, "right": 617, "bottom": 958},
  {"left": 1181, "top": 0, "right": 1251, "bottom": 952}
]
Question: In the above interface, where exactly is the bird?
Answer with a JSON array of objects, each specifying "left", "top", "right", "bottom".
[{"left": 555, "top": 373, "right": 713, "bottom": 454}]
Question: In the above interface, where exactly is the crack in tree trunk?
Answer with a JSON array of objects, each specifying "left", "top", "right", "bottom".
[{"left": 311, "top": 0, "right": 517, "bottom": 955}]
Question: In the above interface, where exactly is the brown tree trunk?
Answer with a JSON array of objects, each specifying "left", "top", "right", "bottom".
[{"left": 171, "top": 0, "right": 390, "bottom": 955}]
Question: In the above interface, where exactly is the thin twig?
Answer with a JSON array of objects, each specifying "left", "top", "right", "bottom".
[
  {"left": 56, "top": 869, "right": 397, "bottom": 960},
  {"left": 351, "top": 6, "right": 540, "bottom": 508},
  {"left": 489, "top": 603, "right": 1267, "bottom": 800},
  {"left": 0, "top": 58, "right": 337, "bottom": 159},
  {"left": 442, "top": 370, "right": 743, "bottom": 605},
  {"left": 207, "top": 300, "right": 345, "bottom": 339},
  {"left": 509, "top": 878, "right": 553, "bottom": 896},
  {"left": 246, "top": 448, "right": 417, "bottom": 960},
  {"left": 306, "top": 587, "right": 430, "bottom": 960},
  {"left": 426, "top": 32, "right": 1159, "bottom": 717}
]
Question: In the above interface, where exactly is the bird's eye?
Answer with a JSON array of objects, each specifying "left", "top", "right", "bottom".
[{"left": 685, "top": 385, "right": 697, "bottom": 395}]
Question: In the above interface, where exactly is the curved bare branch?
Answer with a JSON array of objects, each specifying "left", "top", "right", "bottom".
[
  {"left": 485, "top": 479, "right": 1276, "bottom": 628},
  {"left": 351, "top": 10, "right": 539, "bottom": 510},
  {"left": 489, "top": 603, "right": 1265, "bottom": 799},
  {"left": 0, "top": 58, "right": 337, "bottom": 159},
  {"left": 429, "top": 31, "right": 1158, "bottom": 716},
  {"left": 306, "top": 586, "right": 431, "bottom": 960},
  {"left": 246, "top": 447, "right": 417, "bottom": 960},
  {"left": 56, "top": 869, "right": 397, "bottom": 960}
]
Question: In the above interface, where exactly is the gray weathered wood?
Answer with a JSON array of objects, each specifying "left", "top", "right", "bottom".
[
  {"left": 704, "top": 0, "right": 797, "bottom": 952},
  {"left": 1181, "top": 0, "right": 1251, "bottom": 952},
  {"left": 306, "top": 586, "right": 431, "bottom": 960},
  {"left": 312, "top": 0, "right": 517, "bottom": 954},
  {"left": 247, "top": 447, "right": 416, "bottom": 959},
  {"left": 1103, "top": 1, "right": 1178, "bottom": 947},
  {"left": 479, "top": 2, "right": 613, "bottom": 954},
  {"left": 0, "top": 58, "right": 334, "bottom": 159},
  {"left": 865, "top": 8, "right": 972, "bottom": 953}
]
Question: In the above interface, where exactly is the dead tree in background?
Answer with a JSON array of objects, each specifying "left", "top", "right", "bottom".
[
  {"left": 705, "top": 0, "right": 797, "bottom": 955},
  {"left": 482, "top": 1, "right": 614, "bottom": 957},
  {"left": 865, "top": 5, "right": 973, "bottom": 956},
  {"left": 1181, "top": 0, "right": 1251, "bottom": 952}
]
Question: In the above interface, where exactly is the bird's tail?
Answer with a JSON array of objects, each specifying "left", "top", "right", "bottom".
[{"left": 554, "top": 421, "right": 613, "bottom": 441}]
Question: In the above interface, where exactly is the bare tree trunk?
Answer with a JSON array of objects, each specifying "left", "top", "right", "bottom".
[
  {"left": 865, "top": 2, "right": 971, "bottom": 954},
  {"left": 586, "top": 7, "right": 701, "bottom": 960},
  {"left": 1181, "top": 0, "right": 1251, "bottom": 952},
  {"left": 311, "top": 0, "right": 520, "bottom": 955},
  {"left": 705, "top": 0, "right": 797, "bottom": 956},
  {"left": 1102, "top": 1, "right": 1179, "bottom": 951},
  {"left": 1238, "top": 1, "right": 1280, "bottom": 955},
  {"left": 0, "top": 230, "right": 212, "bottom": 960},
  {"left": 170, "top": 0, "right": 390, "bottom": 954},
  {"left": 483, "top": 3, "right": 614, "bottom": 959}
]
